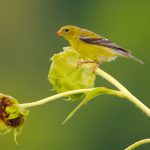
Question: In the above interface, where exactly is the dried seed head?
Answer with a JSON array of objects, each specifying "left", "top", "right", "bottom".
[{"left": 0, "top": 93, "right": 29, "bottom": 144}]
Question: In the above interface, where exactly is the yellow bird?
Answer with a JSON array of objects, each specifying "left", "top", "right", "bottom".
[{"left": 56, "top": 25, "right": 143, "bottom": 64}]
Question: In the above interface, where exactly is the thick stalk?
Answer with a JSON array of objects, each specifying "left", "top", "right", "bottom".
[
  {"left": 125, "top": 138, "right": 150, "bottom": 150},
  {"left": 95, "top": 68, "right": 150, "bottom": 117}
]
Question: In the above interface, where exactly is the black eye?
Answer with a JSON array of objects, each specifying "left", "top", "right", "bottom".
[{"left": 65, "top": 29, "right": 69, "bottom": 32}]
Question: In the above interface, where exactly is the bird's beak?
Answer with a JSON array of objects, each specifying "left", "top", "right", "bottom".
[{"left": 56, "top": 30, "right": 63, "bottom": 36}]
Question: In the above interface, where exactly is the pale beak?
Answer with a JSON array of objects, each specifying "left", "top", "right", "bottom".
[{"left": 56, "top": 31, "right": 63, "bottom": 36}]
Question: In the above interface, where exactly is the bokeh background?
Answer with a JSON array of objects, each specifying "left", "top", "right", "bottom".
[{"left": 0, "top": 0, "right": 150, "bottom": 149}]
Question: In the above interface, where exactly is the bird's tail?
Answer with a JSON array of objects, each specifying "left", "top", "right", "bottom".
[
  {"left": 128, "top": 55, "right": 144, "bottom": 64},
  {"left": 113, "top": 48, "right": 144, "bottom": 64}
]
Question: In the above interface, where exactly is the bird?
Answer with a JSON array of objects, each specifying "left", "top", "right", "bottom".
[{"left": 56, "top": 25, "right": 144, "bottom": 64}]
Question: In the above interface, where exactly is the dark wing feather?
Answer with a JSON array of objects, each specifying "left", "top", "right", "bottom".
[
  {"left": 79, "top": 36, "right": 130, "bottom": 56},
  {"left": 79, "top": 36, "right": 144, "bottom": 64}
]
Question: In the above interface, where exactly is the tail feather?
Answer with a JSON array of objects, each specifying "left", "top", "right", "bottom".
[
  {"left": 112, "top": 48, "right": 144, "bottom": 64},
  {"left": 128, "top": 55, "right": 144, "bottom": 64}
]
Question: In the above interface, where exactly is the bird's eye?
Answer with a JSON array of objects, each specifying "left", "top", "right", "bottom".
[{"left": 64, "top": 29, "right": 69, "bottom": 32}]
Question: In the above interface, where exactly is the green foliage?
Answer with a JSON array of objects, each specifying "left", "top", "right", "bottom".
[
  {"left": 63, "top": 87, "right": 125, "bottom": 124},
  {"left": 48, "top": 47, "right": 96, "bottom": 100}
]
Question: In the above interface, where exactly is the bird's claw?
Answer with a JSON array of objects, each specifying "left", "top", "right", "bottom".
[
  {"left": 77, "top": 60, "right": 99, "bottom": 73},
  {"left": 90, "top": 63, "right": 99, "bottom": 73}
]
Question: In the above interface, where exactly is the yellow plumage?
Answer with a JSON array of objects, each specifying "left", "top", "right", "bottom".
[{"left": 56, "top": 25, "right": 143, "bottom": 64}]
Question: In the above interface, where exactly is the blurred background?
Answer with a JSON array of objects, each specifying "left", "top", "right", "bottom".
[{"left": 0, "top": 0, "right": 150, "bottom": 149}]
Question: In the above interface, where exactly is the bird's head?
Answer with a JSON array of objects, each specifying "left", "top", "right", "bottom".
[{"left": 56, "top": 25, "right": 80, "bottom": 40}]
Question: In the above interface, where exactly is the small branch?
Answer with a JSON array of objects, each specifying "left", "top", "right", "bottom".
[
  {"left": 95, "top": 68, "right": 150, "bottom": 117},
  {"left": 125, "top": 138, "right": 150, "bottom": 150},
  {"left": 19, "top": 88, "right": 94, "bottom": 109}
]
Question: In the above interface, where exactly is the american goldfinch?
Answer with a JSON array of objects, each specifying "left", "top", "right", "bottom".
[{"left": 56, "top": 25, "right": 143, "bottom": 64}]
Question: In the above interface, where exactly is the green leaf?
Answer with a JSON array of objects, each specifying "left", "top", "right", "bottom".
[
  {"left": 6, "top": 104, "right": 29, "bottom": 119},
  {"left": 6, "top": 104, "right": 19, "bottom": 114},
  {"left": 14, "top": 126, "right": 23, "bottom": 145},
  {"left": 0, "top": 128, "right": 11, "bottom": 135},
  {"left": 21, "top": 109, "right": 29, "bottom": 117},
  {"left": 6, "top": 104, "right": 21, "bottom": 119},
  {"left": 63, "top": 87, "right": 125, "bottom": 124}
]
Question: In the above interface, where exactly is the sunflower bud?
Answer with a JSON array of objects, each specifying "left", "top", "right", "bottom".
[
  {"left": 48, "top": 47, "right": 96, "bottom": 100},
  {"left": 0, "top": 93, "right": 29, "bottom": 144}
]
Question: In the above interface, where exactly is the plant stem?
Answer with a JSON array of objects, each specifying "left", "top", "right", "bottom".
[
  {"left": 20, "top": 67, "right": 150, "bottom": 119},
  {"left": 125, "top": 138, "right": 150, "bottom": 150},
  {"left": 95, "top": 68, "right": 150, "bottom": 117},
  {"left": 19, "top": 88, "right": 94, "bottom": 109}
]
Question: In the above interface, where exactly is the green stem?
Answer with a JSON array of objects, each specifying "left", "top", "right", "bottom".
[
  {"left": 19, "top": 88, "right": 94, "bottom": 109},
  {"left": 125, "top": 138, "right": 150, "bottom": 150},
  {"left": 95, "top": 68, "right": 150, "bottom": 117},
  {"left": 20, "top": 67, "right": 150, "bottom": 119}
]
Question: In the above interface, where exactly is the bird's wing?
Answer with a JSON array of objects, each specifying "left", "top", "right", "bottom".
[{"left": 79, "top": 36, "right": 131, "bottom": 56}]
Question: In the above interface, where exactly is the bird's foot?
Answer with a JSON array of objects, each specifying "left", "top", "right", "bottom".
[
  {"left": 77, "top": 60, "right": 99, "bottom": 73},
  {"left": 77, "top": 60, "right": 96, "bottom": 68},
  {"left": 90, "top": 63, "right": 100, "bottom": 73}
]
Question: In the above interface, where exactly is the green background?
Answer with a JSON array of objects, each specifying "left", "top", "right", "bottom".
[{"left": 0, "top": 0, "right": 150, "bottom": 149}]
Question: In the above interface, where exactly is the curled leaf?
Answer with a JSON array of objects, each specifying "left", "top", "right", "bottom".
[{"left": 63, "top": 87, "right": 125, "bottom": 124}]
